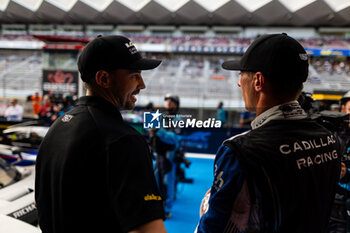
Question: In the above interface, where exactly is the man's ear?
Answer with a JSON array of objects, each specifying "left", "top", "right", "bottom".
[
  {"left": 95, "top": 70, "right": 110, "bottom": 88},
  {"left": 253, "top": 72, "right": 264, "bottom": 92},
  {"left": 341, "top": 105, "right": 345, "bottom": 112}
]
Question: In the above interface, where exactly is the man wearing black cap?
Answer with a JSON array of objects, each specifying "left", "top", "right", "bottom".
[
  {"left": 149, "top": 94, "right": 182, "bottom": 218},
  {"left": 196, "top": 33, "right": 341, "bottom": 233},
  {"left": 35, "top": 36, "right": 167, "bottom": 233}
]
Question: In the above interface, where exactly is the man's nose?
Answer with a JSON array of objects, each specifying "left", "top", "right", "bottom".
[{"left": 139, "top": 76, "right": 146, "bottom": 89}]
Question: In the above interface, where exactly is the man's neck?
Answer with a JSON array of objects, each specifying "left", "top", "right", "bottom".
[
  {"left": 86, "top": 89, "right": 120, "bottom": 109},
  {"left": 255, "top": 94, "right": 297, "bottom": 116}
]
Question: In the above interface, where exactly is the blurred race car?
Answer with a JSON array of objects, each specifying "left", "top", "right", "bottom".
[
  {"left": 0, "top": 157, "right": 21, "bottom": 188},
  {"left": 0, "top": 158, "right": 38, "bottom": 232},
  {"left": 0, "top": 125, "right": 49, "bottom": 166},
  {"left": 0, "top": 215, "right": 40, "bottom": 233},
  {"left": 0, "top": 144, "right": 38, "bottom": 167}
]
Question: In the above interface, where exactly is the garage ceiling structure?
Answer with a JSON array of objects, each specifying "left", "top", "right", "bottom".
[{"left": 0, "top": 0, "right": 350, "bottom": 26}]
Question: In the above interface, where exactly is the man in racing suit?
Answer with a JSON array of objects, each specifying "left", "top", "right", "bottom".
[{"left": 196, "top": 33, "right": 341, "bottom": 233}]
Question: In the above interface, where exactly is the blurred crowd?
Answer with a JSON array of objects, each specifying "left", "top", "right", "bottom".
[
  {"left": 310, "top": 58, "right": 350, "bottom": 76},
  {"left": 2, "top": 34, "right": 350, "bottom": 50},
  {"left": 27, "top": 92, "right": 76, "bottom": 125},
  {"left": 0, "top": 93, "right": 77, "bottom": 124}
]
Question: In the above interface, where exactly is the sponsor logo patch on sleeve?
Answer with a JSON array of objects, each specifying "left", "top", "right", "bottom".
[
  {"left": 61, "top": 114, "right": 74, "bottom": 122},
  {"left": 144, "top": 194, "right": 162, "bottom": 201}
]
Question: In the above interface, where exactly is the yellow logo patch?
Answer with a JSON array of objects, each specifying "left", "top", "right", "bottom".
[
  {"left": 144, "top": 194, "right": 162, "bottom": 201},
  {"left": 125, "top": 42, "right": 134, "bottom": 48}
]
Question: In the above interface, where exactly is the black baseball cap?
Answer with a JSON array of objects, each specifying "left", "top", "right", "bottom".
[
  {"left": 78, "top": 35, "right": 161, "bottom": 82},
  {"left": 340, "top": 91, "right": 350, "bottom": 105},
  {"left": 164, "top": 94, "right": 180, "bottom": 106},
  {"left": 222, "top": 33, "right": 309, "bottom": 84}
]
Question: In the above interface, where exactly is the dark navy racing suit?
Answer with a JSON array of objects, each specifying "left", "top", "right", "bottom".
[{"left": 196, "top": 101, "right": 341, "bottom": 233}]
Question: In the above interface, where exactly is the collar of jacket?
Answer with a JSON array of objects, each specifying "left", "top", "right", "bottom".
[
  {"left": 251, "top": 100, "right": 307, "bottom": 130},
  {"left": 76, "top": 96, "right": 123, "bottom": 121}
]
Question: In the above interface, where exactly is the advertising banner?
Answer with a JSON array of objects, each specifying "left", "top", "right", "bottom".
[
  {"left": 42, "top": 70, "right": 79, "bottom": 97},
  {"left": 305, "top": 48, "right": 350, "bottom": 56}
]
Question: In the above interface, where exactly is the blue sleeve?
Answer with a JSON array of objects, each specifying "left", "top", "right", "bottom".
[
  {"left": 196, "top": 145, "right": 245, "bottom": 233},
  {"left": 156, "top": 128, "right": 180, "bottom": 145},
  {"left": 338, "top": 182, "right": 350, "bottom": 191},
  {"left": 339, "top": 168, "right": 350, "bottom": 191},
  {"left": 240, "top": 111, "right": 248, "bottom": 120}
]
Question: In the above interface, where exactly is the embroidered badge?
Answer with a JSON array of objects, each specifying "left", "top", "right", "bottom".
[
  {"left": 61, "top": 114, "right": 74, "bottom": 122},
  {"left": 299, "top": 53, "right": 308, "bottom": 61},
  {"left": 144, "top": 194, "right": 162, "bottom": 201}
]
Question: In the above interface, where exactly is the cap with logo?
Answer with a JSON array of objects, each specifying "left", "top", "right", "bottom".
[
  {"left": 222, "top": 33, "right": 309, "bottom": 84},
  {"left": 78, "top": 35, "right": 161, "bottom": 82}
]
